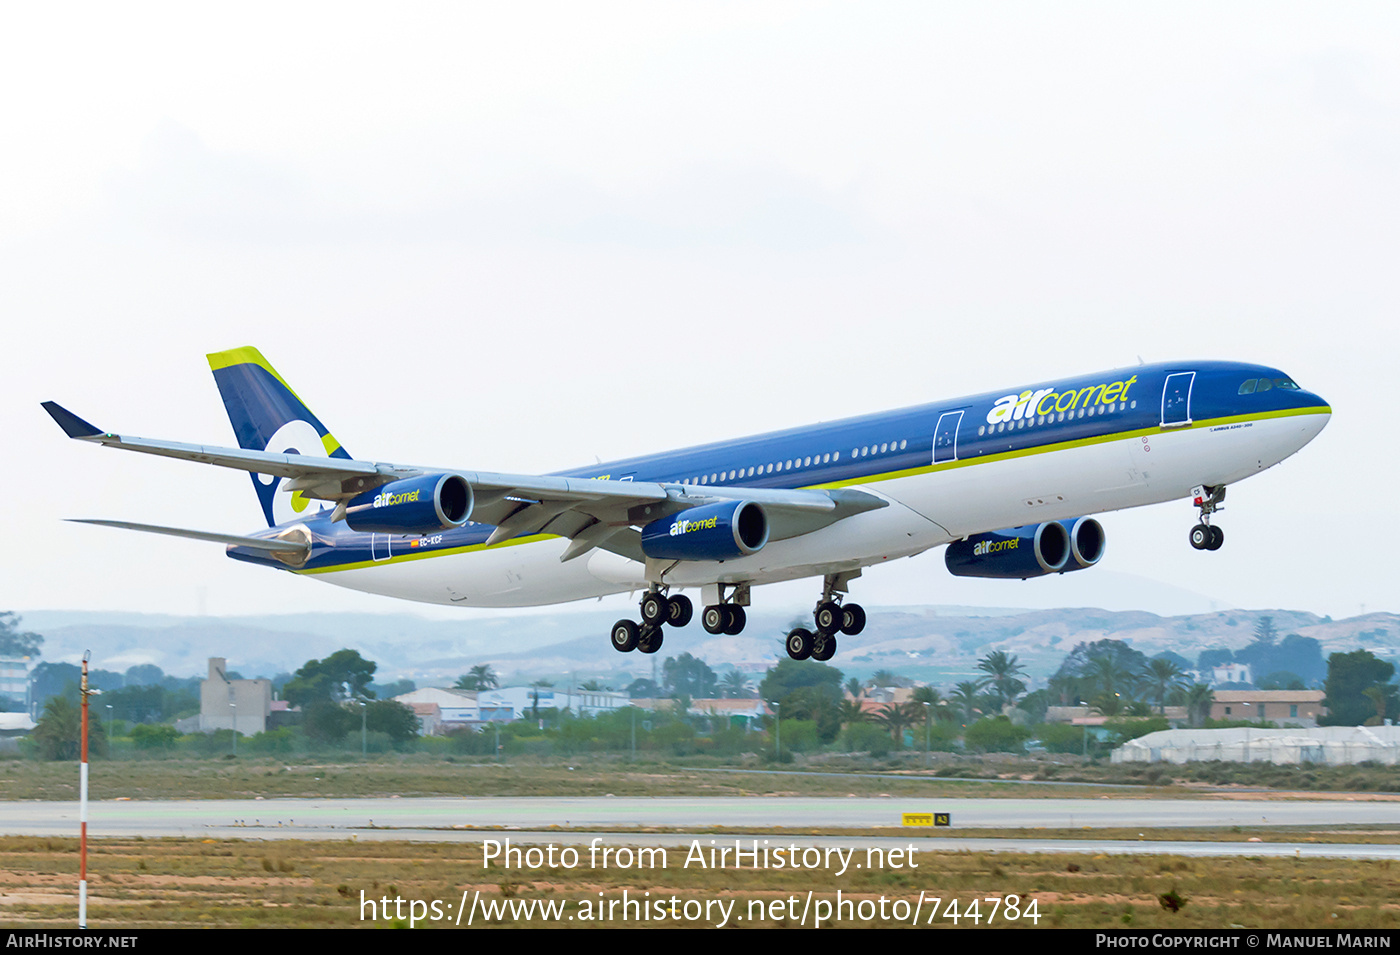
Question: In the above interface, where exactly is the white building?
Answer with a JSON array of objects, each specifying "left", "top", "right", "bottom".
[
  {"left": 199, "top": 658, "right": 272, "bottom": 736},
  {"left": 478, "top": 686, "right": 628, "bottom": 719},
  {"left": 1114, "top": 726, "right": 1400, "bottom": 766}
]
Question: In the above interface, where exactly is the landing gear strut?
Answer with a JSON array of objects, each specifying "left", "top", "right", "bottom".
[
  {"left": 609, "top": 588, "right": 695, "bottom": 653},
  {"left": 786, "top": 572, "right": 865, "bottom": 661},
  {"left": 701, "top": 583, "right": 749, "bottom": 636},
  {"left": 1189, "top": 484, "right": 1226, "bottom": 551}
]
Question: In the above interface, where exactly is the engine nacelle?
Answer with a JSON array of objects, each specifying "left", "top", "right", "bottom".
[
  {"left": 640, "top": 500, "right": 769, "bottom": 561},
  {"left": 945, "top": 518, "right": 1107, "bottom": 578},
  {"left": 1064, "top": 516, "right": 1106, "bottom": 571},
  {"left": 345, "top": 474, "right": 473, "bottom": 534}
]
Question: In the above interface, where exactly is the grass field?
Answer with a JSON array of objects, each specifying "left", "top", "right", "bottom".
[
  {"left": 1, "top": 835, "right": 1396, "bottom": 929},
  {"left": 3, "top": 752, "right": 1396, "bottom": 801}
]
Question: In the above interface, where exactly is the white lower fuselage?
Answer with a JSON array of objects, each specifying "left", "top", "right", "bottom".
[{"left": 306, "top": 408, "right": 1328, "bottom": 608}]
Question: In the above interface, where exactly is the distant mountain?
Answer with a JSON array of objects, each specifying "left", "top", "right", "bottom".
[{"left": 18, "top": 605, "right": 1399, "bottom": 691}]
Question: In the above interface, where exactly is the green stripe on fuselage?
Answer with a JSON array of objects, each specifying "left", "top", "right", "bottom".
[{"left": 293, "top": 532, "right": 557, "bottom": 575}]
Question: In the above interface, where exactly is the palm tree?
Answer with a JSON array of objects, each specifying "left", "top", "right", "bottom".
[
  {"left": 977, "top": 650, "right": 1028, "bottom": 712},
  {"left": 870, "top": 669, "right": 904, "bottom": 689},
  {"left": 950, "top": 681, "right": 985, "bottom": 725},
  {"left": 455, "top": 665, "right": 499, "bottom": 691},
  {"left": 910, "top": 685, "right": 951, "bottom": 722},
  {"left": 838, "top": 697, "right": 868, "bottom": 728},
  {"left": 873, "top": 702, "right": 922, "bottom": 747},
  {"left": 721, "top": 670, "right": 751, "bottom": 699},
  {"left": 1145, "top": 658, "right": 1187, "bottom": 715},
  {"left": 1185, "top": 683, "right": 1214, "bottom": 727}
]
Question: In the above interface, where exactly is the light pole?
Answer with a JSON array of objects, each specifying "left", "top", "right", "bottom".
[
  {"left": 922, "top": 701, "right": 931, "bottom": 767},
  {"left": 359, "top": 700, "right": 367, "bottom": 756},
  {"left": 229, "top": 701, "right": 237, "bottom": 756},
  {"left": 771, "top": 701, "right": 780, "bottom": 762}
]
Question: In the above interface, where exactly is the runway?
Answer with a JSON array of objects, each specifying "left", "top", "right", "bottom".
[{"left": 2, "top": 796, "right": 1397, "bottom": 859}]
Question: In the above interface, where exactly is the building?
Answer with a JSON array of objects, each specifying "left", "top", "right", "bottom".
[
  {"left": 1114, "top": 725, "right": 1400, "bottom": 765},
  {"left": 1211, "top": 663, "right": 1253, "bottom": 686},
  {"left": 392, "top": 687, "right": 479, "bottom": 734},
  {"left": 478, "top": 686, "right": 627, "bottom": 719},
  {"left": 1210, "top": 690, "right": 1326, "bottom": 727},
  {"left": 0, "top": 657, "right": 33, "bottom": 707},
  {"left": 198, "top": 658, "right": 272, "bottom": 736}
]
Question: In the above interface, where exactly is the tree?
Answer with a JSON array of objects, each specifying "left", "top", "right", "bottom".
[
  {"left": 455, "top": 665, "right": 499, "bottom": 691},
  {"left": 950, "top": 681, "right": 985, "bottom": 725},
  {"left": 626, "top": 678, "right": 662, "bottom": 699},
  {"left": 1145, "top": 658, "right": 1187, "bottom": 715},
  {"left": 365, "top": 700, "right": 420, "bottom": 746},
  {"left": 720, "top": 670, "right": 752, "bottom": 699},
  {"left": 977, "top": 650, "right": 1027, "bottom": 711},
  {"left": 872, "top": 702, "right": 923, "bottom": 748},
  {"left": 759, "top": 659, "right": 845, "bottom": 743},
  {"left": 1185, "top": 683, "right": 1214, "bottom": 728},
  {"left": 283, "top": 650, "right": 377, "bottom": 706},
  {"left": 302, "top": 700, "right": 354, "bottom": 744},
  {"left": 0, "top": 612, "right": 42, "bottom": 657},
  {"left": 663, "top": 653, "right": 718, "bottom": 699},
  {"left": 1321, "top": 650, "right": 1397, "bottom": 726},
  {"left": 32, "top": 696, "right": 107, "bottom": 760}
]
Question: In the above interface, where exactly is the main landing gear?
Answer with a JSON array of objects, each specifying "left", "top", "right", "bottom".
[
  {"left": 785, "top": 573, "right": 866, "bottom": 663},
  {"left": 610, "top": 590, "right": 694, "bottom": 655},
  {"left": 1188, "top": 484, "right": 1226, "bottom": 552}
]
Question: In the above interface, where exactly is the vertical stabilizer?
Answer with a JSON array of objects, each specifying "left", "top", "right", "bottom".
[{"left": 207, "top": 347, "right": 351, "bottom": 527}]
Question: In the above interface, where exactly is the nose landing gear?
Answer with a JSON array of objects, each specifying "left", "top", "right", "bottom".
[{"left": 1189, "top": 485, "right": 1226, "bottom": 551}]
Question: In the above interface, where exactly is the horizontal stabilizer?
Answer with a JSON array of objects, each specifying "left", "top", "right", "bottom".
[
  {"left": 41, "top": 402, "right": 103, "bottom": 438},
  {"left": 66, "top": 519, "right": 312, "bottom": 558}
]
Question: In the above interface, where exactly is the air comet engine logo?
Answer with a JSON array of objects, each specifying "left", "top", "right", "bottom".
[{"left": 373, "top": 489, "right": 421, "bottom": 508}]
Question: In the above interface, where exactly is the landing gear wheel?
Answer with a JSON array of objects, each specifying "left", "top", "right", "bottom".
[
  {"left": 702, "top": 605, "right": 728, "bottom": 634},
  {"left": 640, "top": 592, "right": 669, "bottom": 626},
  {"left": 814, "top": 601, "right": 843, "bottom": 635},
  {"left": 785, "top": 628, "right": 814, "bottom": 661},
  {"left": 839, "top": 603, "right": 866, "bottom": 636},
  {"left": 666, "top": 595, "right": 693, "bottom": 628},
  {"left": 723, "top": 605, "right": 746, "bottom": 635},
  {"left": 610, "top": 619, "right": 639, "bottom": 653},
  {"left": 1207, "top": 525, "right": 1224, "bottom": 551},
  {"left": 1190, "top": 524, "right": 1211, "bottom": 550},
  {"left": 638, "top": 625, "right": 663, "bottom": 654},
  {"left": 811, "top": 631, "right": 837, "bottom": 662}
]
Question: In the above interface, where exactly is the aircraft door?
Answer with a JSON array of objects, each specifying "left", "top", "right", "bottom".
[
  {"left": 1160, "top": 372, "right": 1195, "bottom": 428},
  {"left": 372, "top": 534, "right": 392, "bottom": 561},
  {"left": 933, "top": 410, "right": 964, "bottom": 464}
]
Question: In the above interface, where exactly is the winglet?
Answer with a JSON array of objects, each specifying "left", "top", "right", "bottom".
[{"left": 41, "top": 402, "right": 104, "bottom": 438}]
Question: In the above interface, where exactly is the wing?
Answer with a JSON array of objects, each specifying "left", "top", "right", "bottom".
[{"left": 43, "top": 402, "right": 887, "bottom": 562}]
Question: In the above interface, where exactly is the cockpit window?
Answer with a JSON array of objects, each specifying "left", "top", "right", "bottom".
[
  {"left": 1256, "top": 378, "right": 1273, "bottom": 392},
  {"left": 1238, "top": 379, "right": 1257, "bottom": 395},
  {"left": 1274, "top": 378, "right": 1300, "bottom": 391}
]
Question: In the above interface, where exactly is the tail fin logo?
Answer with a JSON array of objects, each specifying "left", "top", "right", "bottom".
[{"left": 257, "top": 419, "right": 332, "bottom": 526}]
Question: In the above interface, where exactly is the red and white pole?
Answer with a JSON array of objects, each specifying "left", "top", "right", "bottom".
[{"left": 79, "top": 649, "right": 89, "bottom": 929}]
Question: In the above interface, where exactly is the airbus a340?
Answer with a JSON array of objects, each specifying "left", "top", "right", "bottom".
[{"left": 44, "top": 348, "right": 1330, "bottom": 661}]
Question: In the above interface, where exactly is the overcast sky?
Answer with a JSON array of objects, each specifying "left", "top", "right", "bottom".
[{"left": 3, "top": 3, "right": 1397, "bottom": 625}]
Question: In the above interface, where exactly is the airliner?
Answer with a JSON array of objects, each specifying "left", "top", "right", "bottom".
[{"left": 44, "top": 348, "right": 1330, "bottom": 662}]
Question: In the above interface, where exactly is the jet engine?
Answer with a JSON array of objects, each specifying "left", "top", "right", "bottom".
[
  {"left": 945, "top": 517, "right": 1105, "bottom": 579},
  {"left": 640, "top": 500, "right": 769, "bottom": 561},
  {"left": 344, "top": 474, "right": 473, "bottom": 534}
]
